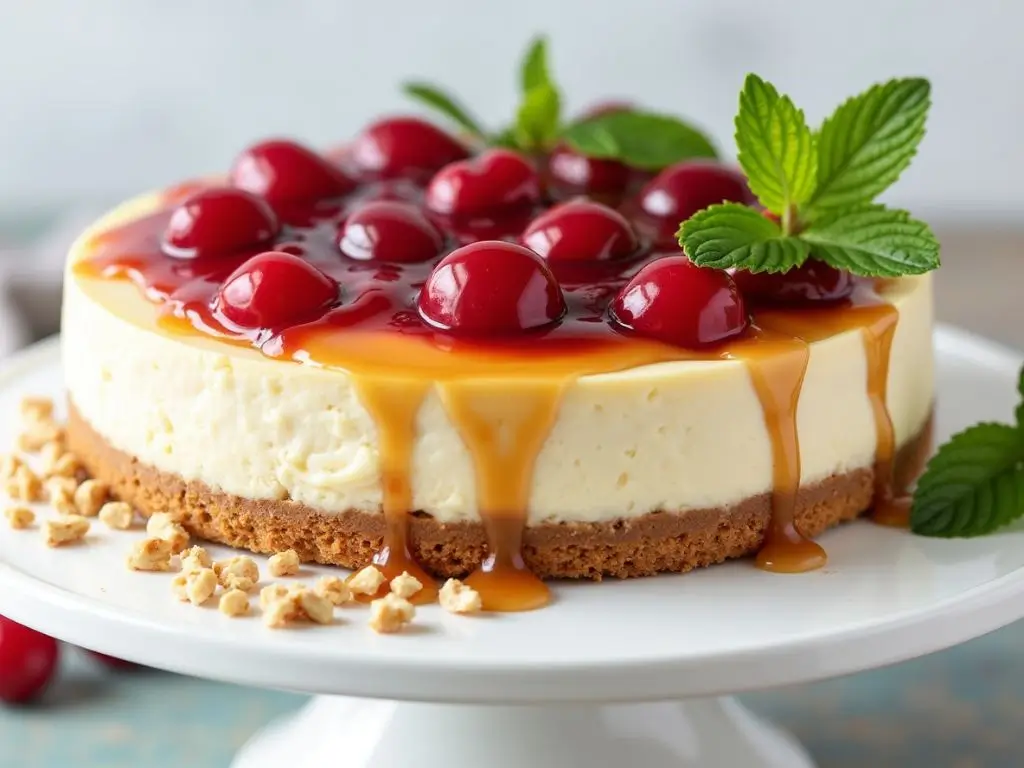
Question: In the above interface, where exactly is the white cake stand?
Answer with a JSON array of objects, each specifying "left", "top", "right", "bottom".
[{"left": 0, "top": 328, "right": 1022, "bottom": 768}]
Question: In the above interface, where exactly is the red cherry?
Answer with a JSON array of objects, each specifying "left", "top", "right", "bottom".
[
  {"left": 521, "top": 200, "right": 638, "bottom": 262},
  {"left": 88, "top": 651, "right": 138, "bottom": 670},
  {"left": 548, "top": 145, "right": 631, "bottom": 198},
  {"left": 418, "top": 241, "right": 566, "bottom": 335},
  {"left": 732, "top": 259, "right": 856, "bottom": 305},
  {"left": 162, "top": 188, "right": 280, "bottom": 259},
  {"left": 425, "top": 149, "right": 540, "bottom": 216},
  {"left": 350, "top": 117, "right": 470, "bottom": 181},
  {"left": 611, "top": 256, "right": 748, "bottom": 347},
  {"left": 338, "top": 201, "right": 443, "bottom": 263},
  {"left": 639, "top": 161, "right": 754, "bottom": 220},
  {"left": 0, "top": 616, "right": 59, "bottom": 704},
  {"left": 217, "top": 251, "right": 339, "bottom": 329},
  {"left": 229, "top": 139, "right": 355, "bottom": 205}
]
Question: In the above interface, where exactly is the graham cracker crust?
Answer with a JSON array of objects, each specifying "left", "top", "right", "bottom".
[{"left": 67, "top": 401, "right": 904, "bottom": 580}]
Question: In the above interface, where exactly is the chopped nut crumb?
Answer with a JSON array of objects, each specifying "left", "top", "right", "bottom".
[
  {"left": 20, "top": 396, "right": 54, "bottom": 423},
  {"left": 390, "top": 571, "right": 423, "bottom": 600},
  {"left": 39, "top": 441, "right": 65, "bottom": 476},
  {"left": 179, "top": 545, "right": 211, "bottom": 573},
  {"left": 145, "top": 512, "right": 189, "bottom": 553},
  {"left": 219, "top": 589, "right": 250, "bottom": 617},
  {"left": 348, "top": 565, "right": 386, "bottom": 596},
  {"left": 6, "top": 465, "right": 42, "bottom": 502},
  {"left": 47, "top": 452, "right": 80, "bottom": 479},
  {"left": 17, "top": 420, "right": 63, "bottom": 453},
  {"left": 44, "top": 515, "right": 90, "bottom": 547},
  {"left": 171, "top": 567, "right": 217, "bottom": 605},
  {"left": 261, "top": 584, "right": 333, "bottom": 628},
  {"left": 98, "top": 501, "right": 134, "bottom": 530},
  {"left": 298, "top": 590, "right": 334, "bottom": 625},
  {"left": 73, "top": 479, "right": 108, "bottom": 517},
  {"left": 314, "top": 576, "right": 352, "bottom": 606},
  {"left": 44, "top": 475, "right": 77, "bottom": 501},
  {"left": 438, "top": 578, "right": 483, "bottom": 615},
  {"left": 4, "top": 505, "right": 34, "bottom": 529},
  {"left": 126, "top": 537, "right": 173, "bottom": 571},
  {"left": 259, "top": 583, "right": 292, "bottom": 609},
  {"left": 267, "top": 549, "right": 300, "bottom": 577},
  {"left": 0, "top": 454, "right": 25, "bottom": 482},
  {"left": 50, "top": 485, "right": 77, "bottom": 515},
  {"left": 214, "top": 556, "right": 259, "bottom": 591},
  {"left": 368, "top": 593, "right": 415, "bottom": 634},
  {"left": 262, "top": 597, "right": 297, "bottom": 629}
]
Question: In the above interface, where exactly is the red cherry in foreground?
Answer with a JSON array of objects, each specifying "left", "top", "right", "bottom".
[
  {"left": 0, "top": 616, "right": 59, "bottom": 704},
  {"left": 418, "top": 241, "right": 566, "bottom": 335},
  {"left": 521, "top": 200, "right": 638, "bottom": 262},
  {"left": 350, "top": 117, "right": 470, "bottom": 181},
  {"left": 217, "top": 251, "right": 339, "bottom": 329},
  {"left": 425, "top": 149, "right": 540, "bottom": 216},
  {"left": 229, "top": 139, "right": 355, "bottom": 206},
  {"left": 611, "top": 256, "right": 748, "bottom": 347},
  {"left": 639, "top": 161, "right": 754, "bottom": 221},
  {"left": 547, "top": 145, "right": 631, "bottom": 198},
  {"left": 338, "top": 201, "right": 444, "bottom": 263},
  {"left": 162, "top": 187, "right": 280, "bottom": 259},
  {"left": 732, "top": 259, "right": 856, "bottom": 305}
]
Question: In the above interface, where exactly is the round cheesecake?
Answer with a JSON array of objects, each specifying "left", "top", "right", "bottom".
[{"left": 61, "top": 129, "right": 935, "bottom": 610}]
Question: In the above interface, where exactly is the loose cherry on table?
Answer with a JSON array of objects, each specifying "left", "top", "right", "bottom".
[
  {"left": 229, "top": 139, "right": 356, "bottom": 206},
  {"left": 547, "top": 145, "right": 632, "bottom": 199},
  {"left": 0, "top": 615, "right": 59, "bottom": 704},
  {"left": 338, "top": 201, "right": 444, "bottom": 263},
  {"left": 611, "top": 256, "right": 748, "bottom": 347},
  {"left": 216, "top": 251, "right": 340, "bottom": 329},
  {"left": 162, "top": 188, "right": 280, "bottom": 259},
  {"left": 521, "top": 200, "right": 638, "bottom": 262},
  {"left": 638, "top": 160, "right": 754, "bottom": 221},
  {"left": 425, "top": 149, "right": 541, "bottom": 216},
  {"left": 418, "top": 241, "right": 566, "bottom": 335},
  {"left": 732, "top": 259, "right": 856, "bottom": 305},
  {"left": 349, "top": 117, "right": 470, "bottom": 181}
]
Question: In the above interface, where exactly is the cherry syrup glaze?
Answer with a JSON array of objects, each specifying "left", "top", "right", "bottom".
[{"left": 732, "top": 259, "right": 856, "bottom": 305}]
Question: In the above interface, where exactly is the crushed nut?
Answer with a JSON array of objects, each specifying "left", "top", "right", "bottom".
[
  {"left": 314, "top": 576, "right": 352, "bottom": 606},
  {"left": 298, "top": 590, "right": 334, "bottom": 625},
  {"left": 44, "top": 475, "right": 77, "bottom": 501},
  {"left": 214, "top": 556, "right": 259, "bottom": 591},
  {"left": 47, "top": 453, "right": 81, "bottom": 479},
  {"left": 17, "top": 420, "right": 63, "bottom": 453},
  {"left": 368, "top": 593, "right": 415, "bottom": 634},
  {"left": 259, "top": 583, "right": 292, "bottom": 609},
  {"left": 98, "top": 501, "right": 134, "bottom": 530},
  {"left": 19, "top": 396, "right": 54, "bottom": 423},
  {"left": 171, "top": 567, "right": 217, "bottom": 605},
  {"left": 6, "top": 465, "right": 42, "bottom": 502},
  {"left": 145, "top": 512, "right": 189, "bottom": 553},
  {"left": 179, "top": 545, "right": 212, "bottom": 573},
  {"left": 126, "top": 537, "right": 173, "bottom": 571},
  {"left": 44, "top": 515, "right": 90, "bottom": 547},
  {"left": 438, "top": 578, "right": 483, "bottom": 615},
  {"left": 73, "top": 479, "right": 108, "bottom": 517},
  {"left": 219, "top": 589, "right": 250, "bottom": 617},
  {"left": 39, "top": 442, "right": 66, "bottom": 476},
  {"left": 390, "top": 571, "right": 423, "bottom": 600},
  {"left": 267, "top": 549, "right": 300, "bottom": 577},
  {"left": 0, "top": 454, "right": 25, "bottom": 482},
  {"left": 50, "top": 485, "right": 77, "bottom": 515},
  {"left": 261, "top": 584, "right": 333, "bottom": 628},
  {"left": 4, "top": 505, "right": 34, "bottom": 529},
  {"left": 348, "top": 565, "right": 386, "bottom": 596},
  {"left": 262, "top": 597, "right": 297, "bottom": 629}
]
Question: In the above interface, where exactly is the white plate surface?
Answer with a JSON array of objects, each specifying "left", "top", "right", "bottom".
[{"left": 0, "top": 327, "right": 1021, "bottom": 704}]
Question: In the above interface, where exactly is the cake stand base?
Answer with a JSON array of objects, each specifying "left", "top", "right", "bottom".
[{"left": 230, "top": 695, "right": 815, "bottom": 768}]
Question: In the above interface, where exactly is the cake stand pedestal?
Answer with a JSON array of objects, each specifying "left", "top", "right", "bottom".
[{"left": 0, "top": 329, "right": 1021, "bottom": 768}]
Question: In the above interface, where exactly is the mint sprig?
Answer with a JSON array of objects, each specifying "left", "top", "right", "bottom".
[
  {"left": 402, "top": 83, "right": 488, "bottom": 141},
  {"left": 679, "top": 204, "right": 809, "bottom": 272},
  {"left": 561, "top": 111, "right": 717, "bottom": 171}
]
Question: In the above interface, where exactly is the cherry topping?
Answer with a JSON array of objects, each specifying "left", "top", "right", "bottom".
[
  {"left": 611, "top": 256, "right": 748, "bottom": 347},
  {"left": 639, "top": 160, "right": 754, "bottom": 220},
  {"left": 418, "top": 241, "right": 566, "bottom": 335},
  {"left": 425, "top": 149, "right": 540, "bottom": 216},
  {"left": 733, "top": 259, "right": 856, "bottom": 305},
  {"left": 229, "top": 139, "right": 355, "bottom": 205},
  {"left": 521, "top": 200, "right": 638, "bottom": 262},
  {"left": 350, "top": 117, "right": 470, "bottom": 181},
  {"left": 548, "top": 145, "right": 631, "bottom": 198},
  {"left": 0, "top": 616, "right": 59, "bottom": 704},
  {"left": 217, "top": 251, "right": 339, "bottom": 329},
  {"left": 339, "top": 201, "right": 444, "bottom": 263},
  {"left": 162, "top": 188, "right": 280, "bottom": 259}
]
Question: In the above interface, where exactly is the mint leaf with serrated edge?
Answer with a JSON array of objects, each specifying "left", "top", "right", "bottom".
[
  {"left": 402, "top": 83, "right": 488, "bottom": 139},
  {"left": 678, "top": 203, "right": 810, "bottom": 272},
  {"left": 735, "top": 74, "right": 816, "bottom": 222},
  {"left": 515, "top": 82, "right": 561, "bottom": 150},
  {"left": 808, "top": 78, "right": 930, "bottom": 213},
  {"left": 521, "top": 36, "right": 551, "bottom": 93},
  {"left": 800, "top": 204, "right": 939, "bottom": 277},
  {"left": 561, "top": 111, "right": 717, "bottom": 171}
]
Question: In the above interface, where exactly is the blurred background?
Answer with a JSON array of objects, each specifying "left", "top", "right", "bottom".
[{"left": 0, "top": 1, "right": 1022, "bottom": 765}]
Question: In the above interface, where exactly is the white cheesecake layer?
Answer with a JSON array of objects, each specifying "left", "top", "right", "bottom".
[{"left": 62, "top": 194, "right": 935, "bottom": 525}]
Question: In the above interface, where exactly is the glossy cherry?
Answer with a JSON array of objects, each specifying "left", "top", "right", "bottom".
[
  {"left": 0, "top": 615, "right": 59, "bottom": 704},
  {"left": 732, "top": 259, "right": 856, "bottom": 305},
  {"left": 217, "top": 251, "right": 339, "bottom": 329},
  {"left": 521, "top": 200, "right": 638, "bottom": 262},
  {"left": 338, "top": 201, "right": 444, "bottom": 263},
  {"left": 229, "top": 139, "right": 355, "bottom": 205},
  {"left": 162, "top": 187, "right": 280, "bottom": 259},
  {"left": 350, "top": 117, "right": 470, "bottom": 181},
  {"left": 425, "top": 149, "right": 540, "bottom": 216},
  {"left": 547, "top": 145, "right": 632, "bottom": 198},
  {"left": 611, "top": 256, "right": 748, "bottom": 347},
  {"left": 638, "top": 161, "right": 754, "bottom": 220},
  {"left": 418, "top": 241, "right": 566, "bottom": 335}
]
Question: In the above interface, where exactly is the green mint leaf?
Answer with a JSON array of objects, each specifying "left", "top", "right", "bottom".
[
  {"left": 515, "top": 83, "right": 561, "bottom": 150},
  {"left": 735, "top": 74, "right": 816, "bottom": 217},
  {"left": 521, "top": 36, "right": 551, "bottom": 93},
  {"left": 402, "top": 82, "right": 488, "bottom": 139},
  {"left": 678, "top": 202, "right": 810, "bottom": 273},
  {"left": 799, "top": 204, "right": 940, "bottom": 277},
  {"left": 808, "top": 78, "right": 930, "bottom": 212},
  {"left": 490, "top": 126, "right": 520, "bottom": 149},
  {"left": 561, "top": 111, "right": 717, "bottom": 171},
  {"left": 911, "top": 423, "right": 1024, "bottom": 537},
  {"left": 1016, "top": 365, "right": 1024, "bottom": 428}
]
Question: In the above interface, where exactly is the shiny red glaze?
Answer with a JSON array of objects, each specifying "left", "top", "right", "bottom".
[
  {"left": 230, "top": 139, "right": 355, "bottom": 205},
  {"left": 162, "top": 188, "right": 280, "bottom": 259},
  {"left": 521, "top": 200, "right": 638, "bottom": 262},
  {"left": 547, "top": 145, "right": 631, "bottom": 198},
  {"left": 0, "top": 616, "right": 59, "bottom": 704},
  {"left": 639, "top": 161, "right": 754, "bottom": 221},
  {"left": 350, "top": 117, "right": 470, "bottom": 181},
  {"left": 425, "top": 149, "right": 540, "bottom": 216},
  {"left": 733, "top": 259, "right": 856, "bottom": 305},
  {"left": 418, "top": 241, "right": 566, "bottom": 335},
  {"left": 612, "top": 256, "right": 748, "bottom": 347},
  {"left": 217, "top": 251, "right": 339, "bottom": 329},
  {"left": 339, "top": 201, "right": 444, "bottom": 263}
]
